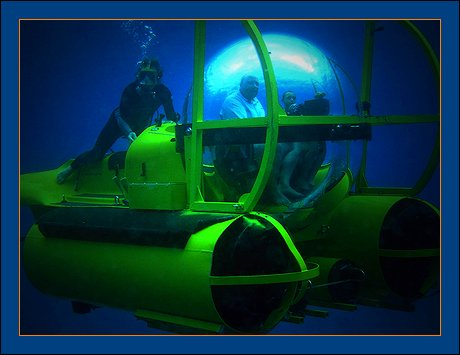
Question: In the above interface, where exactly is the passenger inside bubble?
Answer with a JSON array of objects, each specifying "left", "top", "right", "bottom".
[{"left": 213, "top": 75, "right": 327, "bottom": 206}]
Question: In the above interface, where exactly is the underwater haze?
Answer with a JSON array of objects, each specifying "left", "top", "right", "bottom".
[{"left": 19, "top": 19, "right": 440, "bottom": 335}]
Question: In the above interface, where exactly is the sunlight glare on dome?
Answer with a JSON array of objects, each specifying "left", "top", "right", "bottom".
[{"left": 205, "top": 34, "right": 334, "bottom": 96}]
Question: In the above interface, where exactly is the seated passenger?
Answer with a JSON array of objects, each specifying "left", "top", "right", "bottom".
[
  {"left": 214, "top": 74, "right": 266, "bottom": 197},
  {"left": 56, "top": 58, "right": 179, "bottom": 184},
  {"left": 268, "top": 91, "right": 327, "bottom": 204},
  {"left": 214, "top": 77, "right": 326, "bottom": 206},
  {"left": 219, "top": 74, "right": 265, "bottom": 120}
]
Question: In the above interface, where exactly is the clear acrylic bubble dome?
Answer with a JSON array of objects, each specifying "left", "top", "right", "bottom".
[
  {"left": 205, "top": 34, "right": 338, "bottom": 105},
  {"left": 200, "top": 33, "right": 353, "bottom": 209}
]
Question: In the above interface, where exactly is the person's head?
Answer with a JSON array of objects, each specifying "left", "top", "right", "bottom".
[
  {"left": 281, "top": 91, "right": 296, "bottom": 110},
  {"left": 239, "top": 75, "right": 260, "bottom": 101},
  {"left": 136, "top": 58, "right": 163, "bottom": 93}
]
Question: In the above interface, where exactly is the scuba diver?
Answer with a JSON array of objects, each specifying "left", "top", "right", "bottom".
[{"left": 56, "top": 58, "right": 179, "bottom": 184}]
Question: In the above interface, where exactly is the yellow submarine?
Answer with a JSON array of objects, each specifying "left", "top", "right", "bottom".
[{"left": 20, "top": 20, "right": 440, "bottom": 334}]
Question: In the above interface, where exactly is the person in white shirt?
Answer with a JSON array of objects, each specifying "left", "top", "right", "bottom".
[
  {"left": 214, "top": 75, "right": 265, "bottom": 199},
  {"left": 219, "top": 75, "right": 265, "bottom": 119},
  {"left": 216, "top": 75, "right": 295, "bottom": 205}
]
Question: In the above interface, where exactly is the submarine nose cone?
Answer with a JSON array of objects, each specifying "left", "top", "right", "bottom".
[{"left": 210, "top": 214, "right": 310, "bottom": 334}]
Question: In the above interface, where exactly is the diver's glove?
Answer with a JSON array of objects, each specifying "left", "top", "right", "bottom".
[
  {"left": 155, "top": 112, "right": 180, "bottom": 126},
  {"left": 127, "top": 131, "right": 137, "bottom": 143}
]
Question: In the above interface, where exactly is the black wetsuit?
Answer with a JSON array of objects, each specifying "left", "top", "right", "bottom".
[{"left": 71, "top": 82, "right": 176, "bottom": 170}]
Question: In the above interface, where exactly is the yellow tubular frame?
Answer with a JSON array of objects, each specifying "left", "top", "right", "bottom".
[
  {"left": 189, "top": 20, "right": 281, "bottom": 213},
  {"left": 188, "top": 20, "right": 440, "bottom": 213}
]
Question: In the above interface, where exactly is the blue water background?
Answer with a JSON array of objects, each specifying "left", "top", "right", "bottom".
[
  {"left": 19, "top": 17, "right": 440, "bottom": 334},
  {"left": 3, "top": 1, "right": 458, "bottom": 354}
]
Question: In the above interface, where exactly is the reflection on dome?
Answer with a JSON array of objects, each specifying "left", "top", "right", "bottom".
[
  {"left": 201, "top": 33, "right": 351, "bottom": 210},
  {"left": 205, "top": 34, "right": 335, "bottom": 100}
]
